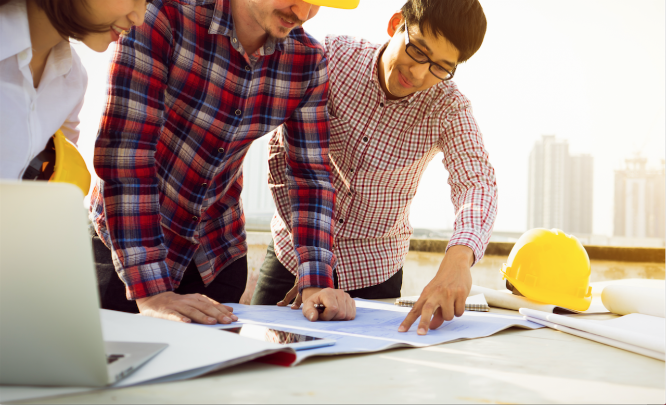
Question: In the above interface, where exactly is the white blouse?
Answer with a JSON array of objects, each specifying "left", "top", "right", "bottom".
[{"left": 0, "top": 0, "right": 87, "bottom": 179}]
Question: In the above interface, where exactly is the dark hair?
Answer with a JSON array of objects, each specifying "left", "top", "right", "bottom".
[
  {"left": 0, "top": 0, "right": 109, "bottom": 40},
  {"left": 400, "top": 0, "right": 487, "bottom": 63}
]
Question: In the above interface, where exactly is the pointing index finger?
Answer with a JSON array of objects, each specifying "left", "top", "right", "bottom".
[{"left": 398, "top": 297, "right": 426, "bottom": 332}]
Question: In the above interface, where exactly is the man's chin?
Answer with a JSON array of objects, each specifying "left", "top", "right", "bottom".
[{"left": 267, "top": 25, "right": 297, "bottom": 39}]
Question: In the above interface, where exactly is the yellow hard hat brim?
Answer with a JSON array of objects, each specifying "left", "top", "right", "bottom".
[{"left": 304, "top": 0, "right": 359, "bottom": 9}]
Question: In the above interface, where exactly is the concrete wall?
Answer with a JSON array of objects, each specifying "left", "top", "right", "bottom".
[{"left": 240, "top": 232, "right": 665, "bottom": 303}]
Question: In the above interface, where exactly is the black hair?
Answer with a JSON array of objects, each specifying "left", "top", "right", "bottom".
[{"left": 400, "top": 0, "right": 487, "bottom": 63}]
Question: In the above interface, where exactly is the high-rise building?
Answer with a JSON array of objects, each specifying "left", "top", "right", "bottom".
[
  {"left": 614, "top": 157, "right": 665, "bottom": 239},
  {"left": 240, "top": 136, "right": 276, "bottom": 230},
  {"left": 566, "top": 154, "right": 594, "bottom": 234},
  {"left": 527, "top": 135, "right": 594, "bottom": 234}
]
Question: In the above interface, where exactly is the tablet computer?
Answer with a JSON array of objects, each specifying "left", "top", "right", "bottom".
[{"left": 219, "top": 324, "right": 335, "bottom": 350}]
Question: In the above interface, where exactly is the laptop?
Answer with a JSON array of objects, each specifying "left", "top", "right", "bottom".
[{"left": 0, "top": 181, "right": 167, "bottom": 387}]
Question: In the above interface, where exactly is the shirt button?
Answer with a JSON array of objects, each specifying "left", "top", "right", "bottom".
[
  {"left": 349, "top": 168, "right": 355, "bottom": 173},
  {"left": 338, "top": 218, "right": 344, "bottom": 224},
  {"left": 201, "top": 183, "right": 207, "bottom": 188},
  {"left": 362, "top": 136, "right": 369, "bottom": 142},
  {"left": 235, "top": 109, "right": 241, "bottom": 116},
  {"left": 232, "top": 37, "right": 237, "bottom": 43},
  {"left": 192, "top": 216, "right": 199, "bottom": 221},
  {"left": 245, "top": 65, "right": 251, "bottom": 71},
  {"left": 348, "top": 191, "right": 353, "bottom": 197},
  {"left": 380, "top": 103, "right": 384, "bottom": 107},
  {"left": 218, "top": 147, "right": 225, "bottom": 153}
]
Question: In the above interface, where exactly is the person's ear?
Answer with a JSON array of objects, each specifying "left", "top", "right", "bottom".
[{"left": 386, "top": 12, "right": 403, "bottom": 38}]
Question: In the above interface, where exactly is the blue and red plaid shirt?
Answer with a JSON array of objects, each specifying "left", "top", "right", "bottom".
[{"left": 90, "top": 0, "right": 336, "bottom": 300}]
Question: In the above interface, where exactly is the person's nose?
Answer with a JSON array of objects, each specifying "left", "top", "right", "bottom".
[
  {"left": 291, "top": 1, "right": 313, "bottom": 22},
  {"left": 128, "top": 0, "right": 148, "bottom": 27},
  {"left": 408, "top": 62, "right": 430, "bottom": 82}
]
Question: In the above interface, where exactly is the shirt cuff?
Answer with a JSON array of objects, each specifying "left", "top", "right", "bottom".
[
  {"left": 296, "top": 246, "right": 335, "bottom": 293},
  {"left": 120, "top": 261, "right": 174, "bottom": 300},
  {"left": 447, "top": 229, "right": 486, "bottom": 266}
]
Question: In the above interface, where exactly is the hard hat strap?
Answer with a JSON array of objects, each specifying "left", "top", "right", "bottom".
[{"left": 505, "top": 280, "right": 525, "bottom": 297}]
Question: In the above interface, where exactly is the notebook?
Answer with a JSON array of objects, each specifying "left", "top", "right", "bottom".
[{"left": 395, "top": 293, "right": 490, "bottom": 312}]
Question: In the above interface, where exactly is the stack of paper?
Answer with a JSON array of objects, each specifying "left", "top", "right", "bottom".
[{"left": 520, "top": 308, "right": 665, "bottom": 361}]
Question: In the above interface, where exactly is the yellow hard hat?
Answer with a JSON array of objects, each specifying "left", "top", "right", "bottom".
[
  {"left": 500, "top": 228, "right": 593, "bottom": 311},
  {"left": 22, "top": 130, "right": 91, "bottom": 197},
  {"left": 304, "top": 0, "right": 359, "bottom": 9},
  {"left": 51, "top": 130, "right": 91, "bottom": 196}
]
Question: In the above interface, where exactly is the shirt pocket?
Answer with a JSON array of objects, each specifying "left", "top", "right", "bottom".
[{"left": 328, "top": 116, "right": 351, "bottom": 160}]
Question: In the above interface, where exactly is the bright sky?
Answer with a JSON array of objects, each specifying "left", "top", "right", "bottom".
[{"left": 73, "top": 0, "right": 665, "bottom": 236}]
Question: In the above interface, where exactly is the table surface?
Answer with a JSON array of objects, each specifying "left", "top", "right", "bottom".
[{"left": 19, "top": 301, "right": 666, "bottom": 404}]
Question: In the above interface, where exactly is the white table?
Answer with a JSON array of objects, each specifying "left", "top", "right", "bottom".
[{"left": 19, "top": 305, "right": 666, "bottom": 404}]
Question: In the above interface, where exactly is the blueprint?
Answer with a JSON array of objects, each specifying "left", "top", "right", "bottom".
[{"left": 208, "top": 299, "right": 543, "bottom": 364}]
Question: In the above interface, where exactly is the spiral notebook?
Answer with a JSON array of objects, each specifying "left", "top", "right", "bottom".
[{"left": 395, "top": 293, "right": 490, "bottom": 312}]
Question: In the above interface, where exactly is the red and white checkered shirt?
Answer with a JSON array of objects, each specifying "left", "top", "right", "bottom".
[{"left": 269, "top": 35, "right": 498, "bottom": 291}]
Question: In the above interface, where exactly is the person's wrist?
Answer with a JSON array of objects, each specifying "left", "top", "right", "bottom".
[
  {"left": 301, "top": 287, "right": 322, "bottom": 301},
  {"left": 136, "top": 291, "right": 170, "bottom": 306},
  {"left": 445, "top": 245, "right": 475, "bottom": 267}
]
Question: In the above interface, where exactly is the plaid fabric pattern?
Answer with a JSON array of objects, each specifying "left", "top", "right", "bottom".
[
  {"left": 90, "top": 0, "right": 335, "bottom": 300},
  {"left": 270, "top": 36, "right": 497, "bottom": 291}
]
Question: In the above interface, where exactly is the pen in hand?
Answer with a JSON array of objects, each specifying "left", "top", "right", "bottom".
[{"left": 314, "top": 303, "right": 326, "bottom": 314}]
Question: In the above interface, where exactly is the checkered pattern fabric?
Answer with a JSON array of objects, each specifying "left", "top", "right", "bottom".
[
  {"left": 269, "top": 36, "right": 497, "bottom": 291},
  {"left": 90, "top": 0, "right": 336, "bottom": 299}
]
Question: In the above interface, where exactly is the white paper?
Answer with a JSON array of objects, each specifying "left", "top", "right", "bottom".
[
  {"left": 0, "top": 309, "right": 296, "bottom": 403},
  {"left": 469, "top": 285, "right": 608, "bottom": 314},
  {"left": 524, "top": 316, "right": 664, "bottom": 361},
  {"left": 601, "top": 284, "right": 665, "bottom": 318},
  {"left": 205, "top": 299, "right": 543, "bottom": 364},
  {"left": 519, "top": 309, "right": 665, "bottom": 354}
]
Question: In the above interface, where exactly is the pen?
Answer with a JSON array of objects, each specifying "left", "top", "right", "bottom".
[{"left": 314, "top": 303, "right": 326, "bottom": 313}]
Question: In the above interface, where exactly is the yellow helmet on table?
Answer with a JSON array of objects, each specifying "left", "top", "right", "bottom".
[
  {"left": 500, "top": 228, "right": 593, "bottom": 311},
  {"left": 304, "top": 0, "right": 359, "bottom": 9}
]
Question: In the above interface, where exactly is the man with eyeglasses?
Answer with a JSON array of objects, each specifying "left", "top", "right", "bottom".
[{"left": 253, "top": 0, "right": 497, "bottom": 335}]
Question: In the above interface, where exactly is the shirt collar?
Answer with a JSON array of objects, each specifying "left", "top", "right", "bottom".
[
  {"left": 0, "top": 0, "right": 31, "bottom": 63},
  {"left": 209, "top": 0, "right": 283, "bottom": 55},
  {"left": 370, "top": 41, "right": 436, "bottom": 106}
]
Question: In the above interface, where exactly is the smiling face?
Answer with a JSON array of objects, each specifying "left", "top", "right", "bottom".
[
  {"left": 378, "top": 12, "right": 460, "bottom": 100},
  {"left": 78, "top": 0, "right": 148, "bottom": 52},
  {"left": 246, "top": 0, "right": 320, "bottom": 39}
]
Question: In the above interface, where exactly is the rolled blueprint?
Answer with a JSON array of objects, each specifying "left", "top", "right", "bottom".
[
  {"left": 469, "top": 285, "right": 574, "bottom": 314},
  {"left": 601, "top": 284, "right": 665, "bottom": 318}
]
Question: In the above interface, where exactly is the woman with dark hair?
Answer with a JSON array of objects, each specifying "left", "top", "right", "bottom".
[{"left": 0, "top": 0, "right": 148, "bottom": 182}]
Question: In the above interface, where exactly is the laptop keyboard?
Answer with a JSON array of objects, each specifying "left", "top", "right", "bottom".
[{"left": 106, "top": 354, "right": 125, "bottom": 364}]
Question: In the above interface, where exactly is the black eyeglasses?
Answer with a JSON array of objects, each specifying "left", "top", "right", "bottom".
[{"left": 404, "top": 22, "right": 456, "bottom": 81}]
